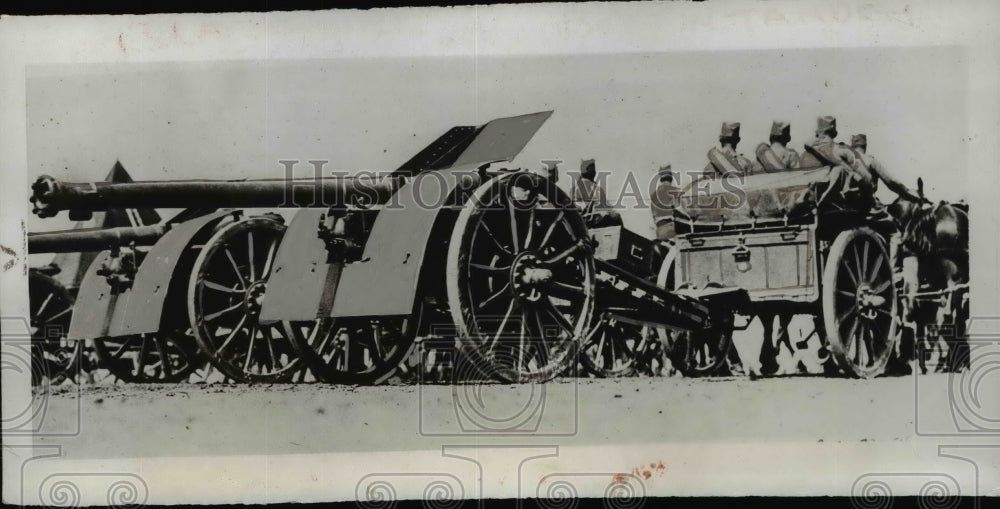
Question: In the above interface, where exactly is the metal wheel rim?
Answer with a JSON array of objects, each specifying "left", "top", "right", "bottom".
[
  {"left": 822, "top": 227, "right": 897, "bottom": 378},
  {"left": 187, "top": 216, "right": 301, "bottom": 382}
]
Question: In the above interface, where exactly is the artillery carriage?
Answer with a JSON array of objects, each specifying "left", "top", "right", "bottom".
[
  {"left": 660, "top": 167, "right": 901, "bottom": 378},
  {"left": 29, "top": 112, "right": 726, "bottom": 384}
]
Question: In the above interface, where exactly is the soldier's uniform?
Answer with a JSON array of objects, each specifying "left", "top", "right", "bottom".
[
  {"left": 800, "top": 116, "right": 858, "bottom": 169},
  {"left": 650, "top": 164, "right": 680, "bottom": 241},
  {"left": 849, "top": 134, "right": 921, "bottom": 202},
  {"left": 574, "top": 159, "right": 621, "bottom": 227},
  {"left": 704, "top": 122, "right": 753, "bottom": 177},
  {"left": 751, "top": 121, "right": 800, "bottom": 174}
]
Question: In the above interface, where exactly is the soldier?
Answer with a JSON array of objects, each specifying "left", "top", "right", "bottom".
[
  {"left": 574, "top": 158, "right": 621, "bottom": 228},
  {"left": 849, "top": 134, "right": 923, "bottom": 203},
  {"left": 800, "top": 116, "right": 858, "bottom": 168},
  {"left": 850, "top": 134, "right": 927, "bottom": 326},
  {"left": 650, "top": 164, "right": 680, "bottom": 241},
  {"left": 752, "top": 121, "right": 800, "bottom": 174},
  {"left": 705, "top": 122, "right": 753, "bottom": 177}
]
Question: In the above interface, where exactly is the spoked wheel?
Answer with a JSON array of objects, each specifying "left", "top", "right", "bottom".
[
  {"left": 188, "top": 216, "right": 302, "bottom": 382},
  {"left": 285, "top": 313, "right": 418, "bottom": 385},
  {"left": 653, "top": 246, "right": 731, "bottom": 377},
  {"left": 665, "top": 323, "right": 734, "bottom": 377},
  {"left": 93, "top": 331, "right": 205, "bottom": 383},
  {"left": 822, "top": 227, "right": 897, "bottom": 378},
  {"left": 447, "top": 172, "right": 596, "bottom": 383},
  {"left": 579, "top": 314, "right": 651, "bottom": 377},
  {"left": 29, "top": 271, "right": 77, "bottom": 386}
]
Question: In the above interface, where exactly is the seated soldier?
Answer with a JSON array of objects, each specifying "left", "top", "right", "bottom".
[
  {"left": 650, "top": 164, "right": 680, "bottom": 241},
  {"left": 849, "top": 134, "right": 922, "bottom": 205},
  {"left": 574, "top": 158, "right": 622, "bottom": 228},
  {"left": 801, "top": 116, "right": 876, "bottom": 207},
  {"left": 705, "top": 122, "right": 753, "bottom": 177},
  {"left": 752, "top": 121, "right": 800, "bottom": 174}
]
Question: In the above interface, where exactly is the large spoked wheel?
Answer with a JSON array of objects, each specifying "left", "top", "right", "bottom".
[
  {"left": 285, "top": 313, "right": 418, "bottom": 385},
  {"left": 579, "top": 314, "right": 651, "bottom": 377},
  {"left": 822, "top": 227, "right": 897, "bottom": 379},
  {"left": 29, "top": 271, "right": 78, "bottom": 385},
  {"left": 656, "top": 251, "right": 732, "bottom": 377},
  {"left": 188, "top": 216, "right": 302, "bottom": 382},
  {"left": 447, "top": 172, "right": 596, "bottom": 383},
  {"left": 93, "top": 331, "right": 205, "bottom": 383}
]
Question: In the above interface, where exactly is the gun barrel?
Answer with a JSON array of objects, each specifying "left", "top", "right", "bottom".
[
  {"left": 28, "top": 224, "right": 170, "bottom": 254},
  {"left": 30, "top": 175, "right": 401, "bottom": 218}
]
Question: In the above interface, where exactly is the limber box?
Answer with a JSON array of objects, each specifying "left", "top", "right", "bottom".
[{"left": 589, "top": 225, "right": 655, "bottom": 276}]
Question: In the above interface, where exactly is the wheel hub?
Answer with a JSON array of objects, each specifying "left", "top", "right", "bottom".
[
  {"left": 244, "top": 281, "right": 268, "bottom": 316},
  {"left": 856, "top": 284, "right": 885, "bottom": 319},
  {"left": 511, "top": 252, "right": 552, "bottom": 302}
]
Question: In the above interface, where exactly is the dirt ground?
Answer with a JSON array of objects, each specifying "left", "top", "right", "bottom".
[{"left": 35, "top": 373, "right": 953, "bottom": 460}]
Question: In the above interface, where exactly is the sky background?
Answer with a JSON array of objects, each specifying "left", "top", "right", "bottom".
[{"left": 26, "top": 46, "right": 967, "bottom": 240}]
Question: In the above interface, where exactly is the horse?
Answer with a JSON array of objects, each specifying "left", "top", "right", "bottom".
[{"left": 886, "top": 178, "right": 970, "bottom": 373}]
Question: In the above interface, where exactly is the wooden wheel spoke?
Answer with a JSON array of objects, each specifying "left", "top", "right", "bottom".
[
  {"left": 224, "top": 248, "right": 247, "bottom": 288},
  {"left": 871, "top": 278, "right": 893, "bottom": 295},
  {"left": 262, "top": 240, "right": 277, "bottom": 277},
  {"left": 204, "top": 280, "right": 242, "bottom": 293},
  {"left": 507, "top": 202, "right": 521, "bottom": 252},
  {"left": 217, "top": 315, "right": 248, "bottom": 354},
  {"left": 478, "top": 283, "right": 512, "bottom": 310},
  {"left": 860, "top": 240, "right": 870, "bottom": 284},
  {"left": 842, "top": 258, "right": 859, "bottom": 287},
  {"left": 540, "top": 240, "right": 586, "bottom": 267},
  {"left": 370, "top": 323, "right": 387, "bottom": 364},
  {"left": 204, "top": 301, "right": 244, "bottom": 322},
  {"left": 837, "top": 303, "right": 858, "bottom": 324},
  {"left": 263, "top": 327, "right": 277, "bottom": 370},
  {"left": 486, "top": 300, "right": 517, "bottom": 357},
  {"left": 247, "top": 231, "right": 256, "bottom": 282},
  {"left": 525, "top": 306, "right": 550, "bottom": 368},
  {"left": 852, "top": 242, "right": 864, "bottom": 284},
  {"left": 46, "top": 305, "right": 73, "bottom": 323},
  {"left": 135, "top": 336, "right": 150, "bottom": 374},
  {"left": 35, "top": 293, "right": 54, "bottom": 319},
  {"left": 111, "top": 336, "right": 137, "bottom": 360},
  {"left": 153, "top": 335, "right": 173, "bottom": 378},
  {"left": 540, "top": 301, "right": 576, "bottom": 336},
  {"left": 243, "top": 325, "right": 258, "bottom": 373},
  {"left": 868, "top": 252, "right": 885, "bottom": 284},
  {"left": 523, "top": 208, "right": 536, "bottom": 251},
  {"left": 536, "top": 211, "right": 565, "bottom": 251},
  {"left": 470, "top": 263, "right": 510, "bottom": 273},
  {"left": 478, "top": 221, "right": 513, "bottom": 255}
]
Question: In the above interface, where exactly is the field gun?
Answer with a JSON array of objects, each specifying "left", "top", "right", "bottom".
[{"left": 28, "top": 111, "right": 722, "bottom": 384}]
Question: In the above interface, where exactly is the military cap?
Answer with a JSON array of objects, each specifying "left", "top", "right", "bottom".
[
  {"left": 770, "top": 121, "right": 791, "bottom": 138},
  {"left": 657, "top": 164, "right": 674, "bottom": 182},
  {"left": 581, "top": 158, "right": 596, "bottom": 178},
  {"left": 719, "top": 122, "right": 742, "bottom": 141},
  {"left": 816, "top": 116, "right": 838, "bottom": 136},
  {"left": 851, "top": 134, "right": 868, "bottom": 148}
]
